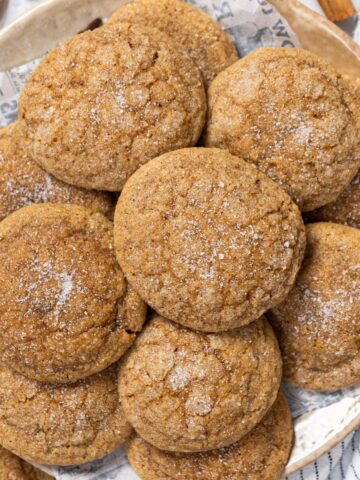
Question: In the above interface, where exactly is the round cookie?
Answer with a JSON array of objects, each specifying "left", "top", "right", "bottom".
[
  {"left": 0, "top": 363, "right": 131, "bottom": 465},
  {"left": 306, "top": 170, "right": 359, "bottom": 228},
  {"left": 269, "top": 222, "right": 360, "bottom": 392},
  {"left": 0, "top": 122, "right": 115, "bottom": 221},
  {"left": 114, "top": 147, "right": 305, "bottom": 332},
  {"left": 109, "top": 0, "right": 238, "bottom": 88},
  {"left": 204, "top": 48, "right": 360, "bottom": 211},
  {"left": 126, "top": 392, "right": 293, "bottom": 480},
  {"left": 119, "top": 315, "right": 282, "bottom": 452},
  {"left": 0, "top": 446, "right": 54, "bottom": 480},
  {"left": 0, "top": 203, "right": 146, "bottom": 383},
  {"left": 19, "top": 23, "right": 206, "bottom": 191}
]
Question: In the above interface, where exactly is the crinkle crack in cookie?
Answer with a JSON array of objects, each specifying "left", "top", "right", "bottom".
[
  {"left": 0, "top": 204, "right": 146, "bottom": 383},
  {"left": 269, "top": 222, "right": 360, "bottom": 392},
  {"left": 119, "top": 315, "right": 282, "bottom": 452},
  {"left": 204, "top": 48, "right": 360, "bottom": 211},
  {"left": 19, "top": 23, "right": 206, "bottom": 191},
  {"left": 109, "top": 0, "right": 238, "bottom": 88},
  {"left": 114, "top": 148, "right": 305, "bottom": 332},
  {"left": 0, "top": 122, "right": 115, "bottom": 221},
  {"left": 0, "top": 446, "right": 54, "bottom": 480},
  {"left": 0, "top": 363, "right": 131, "bottom": 465},
  {"left": 126, "top": 392, "right": 293, "bottom": 480}
]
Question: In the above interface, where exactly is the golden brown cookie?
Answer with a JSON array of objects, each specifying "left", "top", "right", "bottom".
[
  {"left": 306, "top": 170, "right": 359, "bottom": 228},
  {"left": 0, "top": 203, "right": 146, "bottom": 383},
  {"left": 21, "top": 463, "right": 53, "bottom": 480},
  {"left": 119, "top": 315, "right": 282, "bottom": 452},
  {"left": 269, "top": 222, "right": 360, "bottom": 392},
  {"left": 109, "top": 0, "right": 238, "bottom": 88},
  {"left": 204, "top": 48, "right": 360, "bottom": 211},
  {"left": 19, "top": 23, "right": 206, "bottom": 191},
  {"left": 114, "top": 148, "right": 305, "bottom": 332},
  {"left": 0, "top": 122, "right": 115, "bottom": 221},
  {"left": 306, "top": 76, "right": 360, "bottom": 228},
  {"left": 343, "top": 74, "right": 360, "bottom": 117},
  {"left": 126, "top": 392, "right": 293, "bottom": 480},
  {"left": 0, "top": 446, "right": 54, "bottom": 480},
  {"left": 0, "top": 363, "right": 131, "bottom": 465}
]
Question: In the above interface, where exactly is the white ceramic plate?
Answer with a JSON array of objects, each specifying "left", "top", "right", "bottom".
[{"left": 1, "top": 0, "right": 360, "bottom": 476}]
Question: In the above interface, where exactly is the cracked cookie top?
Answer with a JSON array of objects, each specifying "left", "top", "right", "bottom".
[
  {"left": 0, "top": 203, "right": 146, "bottom": 383},
  {"left": 114, "top": 148, "right": 305, "bottom": 332},
  {"left": 0, "top": 446, "right": 53, "bottom": 480},
  {"left": 126, "top": 392, "right": 293, "bottom": 480},
  {"left": 0, "top": 363, "right": 131, "bottom": 466},
  {"left": 19, "top": 22, "right": 206, "bottom": 191},
  {"left": 119, "top": 315, "right": 282, "bottom": 452},
  {"left": 204, "top": 48, "right": 360, "bottom": 211},
  {"left": 109, "top": 0, "right": 238, "bottom": 88},
  {"left": 269, "top": 222, "right": 360, "bottom": 392},
  {"left": 0, "top": 122, "right": 115, "bottom": 221}
]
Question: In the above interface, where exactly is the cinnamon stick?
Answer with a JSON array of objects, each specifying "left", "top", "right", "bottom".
[{"left": 319, "top": 0, "right": 356, "bottom": 21}]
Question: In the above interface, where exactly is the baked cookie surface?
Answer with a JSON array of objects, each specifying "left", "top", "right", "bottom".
[
  {"left": 269, "top": 222, "right": 360, "bottom": 391},
  {"left": 0, "top": 122, "right": 114, "bottom": 221},
  {"left": 306, "top": 170, "right": 359, "bottom": 228},
  {"left": 204, "top": 48, "right": 360, "bottom": 211},
  {"left": 114, "top": 147, "right": 305, "bottom": 332},
  {"left": 0, "top": 446, "right": 53, "bottom": 480},
  {"left": 109, "top": 0, "right": 238, "bottom": 88},
  {"left": 0, "top": 363, "right": 131, "bottom": 466},
  {"left": 19, "top": 23, "right": 206, "bottom": 191},
  {"left": 126, "top": 392, "right": 293, "bottom": 480},
  {"left": 0, "top": 203, "right": 146, "bottom": 383},
  {"left": 119, "top": 315, "right": 282, "bottom": 452}
]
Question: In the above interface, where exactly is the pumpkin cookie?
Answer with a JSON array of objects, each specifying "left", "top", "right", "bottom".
[
  {"left": 109, "top": 0, "right": 238, "bottom": 88},
  {"left": 126, "top": 392, "right": 293, "bottom": 480},
  {"left": 0, "top": 446, "right": 53, "bottom": 480},
  {"left": 0, "top": 363, "right": 131, "bottom": 465},
  {"left": 306, "top": 170, "right": 359, "bottom": 228},
  {"left": 19, "top": 23, "right": 206, "bottom": 191},
  {"left": 204, "top": 48, "right": 360, "bottom": 211},
  {"left": 114, "top": 148, "right": 305, "bottom": 332},
  {"left": 269, "top": 222, "right": 360, "bottom": 391},
  {"left": 0, "top": 203, "right": 146, "bottom": 383},
  {"left": 119, "top": 315, "right": 282, "bottom": 452},
  {"left": 0, "top": 122, "right": 115, "bottom": 221}
]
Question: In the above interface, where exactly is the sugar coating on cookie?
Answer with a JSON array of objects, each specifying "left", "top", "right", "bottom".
[
  {"left": 0, "top": 446, "right": 53, "bottom": 480},
  {"left": 0, "top": 122, "right": 115, "bottom": 221},
  {"left": 119, "top": 315, "right": 282, "bottom": 452},
  {"left": 114, "top": 148, "right": 305, "bottom": 332},
  {"left": 0, "top": 204, "right": 146, "bottom": 383},
  {"left": 306, "top": 170, "right": 360, "bottom": 228},
  {"left": 19, "top": 23, "right": 206, "bottom": 191},
  {"left": 126, "top": 392, "right": 293, "bottom": 480},
  {"left": 0, "top": 363, "right": 131, "bottom": 465},
  {"left": 204, "top": 48, "right": 360, "bottom": 211},
  {"left": 269, "top": 222, "right": 360, "bottom": 392},
  {"left": 109, "top": 0, "right": 238, "bottom": 88}
]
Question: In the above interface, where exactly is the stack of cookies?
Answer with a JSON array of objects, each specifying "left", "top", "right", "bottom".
[{"left": 0, "top": 0, "right": 359, "bottom": 479}]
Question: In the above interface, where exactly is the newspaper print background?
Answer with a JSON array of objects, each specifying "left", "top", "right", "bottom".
[{"left": 1, "top": 0, "right": 360, "bottom": 479}]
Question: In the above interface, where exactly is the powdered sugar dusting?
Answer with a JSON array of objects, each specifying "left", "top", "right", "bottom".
[
  {"left": 19, "top": 258, "right": 85, "bottom": 322},
  {"left": 185, "top": 392, "right": 214, "bottom": 416},
  {"left": 169, "top": 366, "right": 190, "bottom": 391},
  {"left": 53, "top": 272, "right": 74, "bottom": 317}
]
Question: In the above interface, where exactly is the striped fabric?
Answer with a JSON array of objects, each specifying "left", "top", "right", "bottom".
[{"left": 288, "top": 429, "right": 360, "bottom": 480}]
